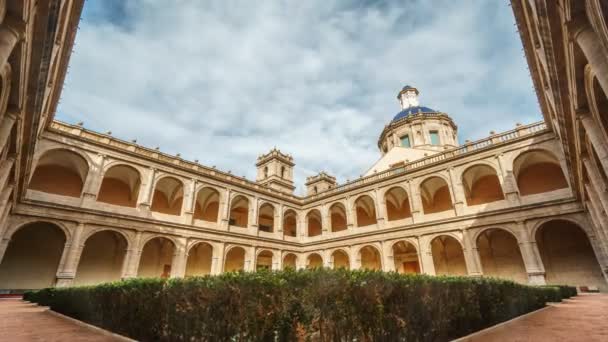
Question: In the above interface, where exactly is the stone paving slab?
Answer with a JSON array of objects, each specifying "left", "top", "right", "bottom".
[
  {"left": 462, "top": 293, "right": 608, "bottom": 342},
  {"left": 0, "top": 298, "right": 120, "bottom": 341}
]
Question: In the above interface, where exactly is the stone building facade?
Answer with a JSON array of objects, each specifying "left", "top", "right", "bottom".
[{"left": 0, "top": 0, "right": 607, "bottom": 292}]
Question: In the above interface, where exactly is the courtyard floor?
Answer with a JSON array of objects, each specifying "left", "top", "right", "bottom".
[
  {"left": 1, "top": 294, "right": 607, "bottom": 341},
  {"left": 462, "top": 293, "right": 608, "bottom": 342},
  {"left": 0, "top": 298, "right": 121, "bottom": 341}
]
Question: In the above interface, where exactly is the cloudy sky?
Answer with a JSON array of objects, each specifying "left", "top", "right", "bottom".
[{"left": 57, "top": 0, "right": 540, "bottom": 195}]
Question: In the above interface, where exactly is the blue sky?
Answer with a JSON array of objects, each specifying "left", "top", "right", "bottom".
[{"left": 58, "top": 1, "right": 540, "bottom": 194}]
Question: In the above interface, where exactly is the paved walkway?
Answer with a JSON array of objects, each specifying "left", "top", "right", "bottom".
[
  {"left": 464, "top": 293, "right": 608, "bottom": 342},
  {"left": 0, "top": 299, "right": 121, "bottom": 341}
]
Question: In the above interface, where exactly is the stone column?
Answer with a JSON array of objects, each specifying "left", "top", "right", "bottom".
[
  {"left": 321, "top": 204, "right": 330, "bottom": 235},
  {"left": 170, "top": 237, "right": 188, "bottom": 278},
  {"left": 137, "top": 167, "right": 156, "bottom": 211},
  {"left": 211, "top": 242, "right": 225, "bottom": 275},
  {"left": 448, "top": 168, "right": 465, "bottom": 215},
  {"left": 496, "top": 153, "right": 520, "bottom": 205},
  {"left": 245, "top": 246, "right": 255, "bottom": 272},
  {"left": 374, "top": 189, "right": 386, "bottom": 229},
  {"left": 298, "top": 213, "right": 307, "bottom": 238},
  {"left": 579, "top": 112, "right": 608, "bottom": 176},
  {"left": 121, "top": 231, "right": 143, "bottom": 279},
  {"left": 584, "top": 158, "right": 608, "bottom": 215},
  {"left": 516, "top": 223, "right": 546, "bottom": 285},
  {"left": 461, "top": 229, "right": 483, "bottom": 277},
  {"left": 272, "top": 251, "right": 281, "bottom": 271},
  {"left": 81, "top": 154, "right": 106, "bottom": 205},
  {"left": 418, "top": 236, "right": 436, "bottom": 275},
  {"left": 570, "top": 19, "right": 608, "bottom": 97},
  {"left": 585, "top": 199, "right": 608, "bottom": 258},
  {"left": 0, "top": 112, "right": 15, "bottom": 153},
  {"left": 182, "top": 179, "right": 197, "bottom": 224},
  {"left": 0, "top": 157, "right": 13, "bottom": 193},
  {"left": 408, "top": 180, "right": 423, "bottom": 222},
  {"left": 585, "top": 184, "right": 608, "bottom": 245},
  {"left": 0, "top": 16, "right": 23, "bottom": 69},
  {"left": 346, "top": 197, "right": 356, "bottom": 231},
  {"left": 276, "top": 204, "right": 284, "bottom": 239},
  {"left": 249, "top": 197, "right": 258, "bottom": 235},
  {"left": 382, "top": 241, "right": 395, "bottom": 272},
  {"left": 55, "top": 223, "right": 85, "bottom": 287},
  {"left": 218, "top": 189, "right": 231, "bottom": 230}
]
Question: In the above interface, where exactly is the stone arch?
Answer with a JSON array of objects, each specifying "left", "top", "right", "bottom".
[
  {"left": 358, "top": 245, "right": 382, "bottom": 270},
  {"left": 330, "top": 249, "right": 350, "bottom": 269},
  {"left": 586, "top": 65, "right": 608, "bottom": 141},
  {"left": 329, "top": 202, "right": 347, "bottom": 232},
  {"left": 185, "top": 241, "right": 213, "bottom": 276},
  {"left": 391, "top": 240, "right": 420, "bottom": 274},
  {"left": 283, "top": 209, "right": 297, "bottom": 237},
  {"left": 97, "top": 164, "right": 141, "bottom": 207},
  {"left": 137, "top": 236, "right": 176, "bottom": 278},
  {"left": 461, "top": 164, "right": 504, "bottom": 206},
  {"left": 193, "top": 187, "right": 220, "bottom": 222},
  {"left": 224, "top": 246, "right": 246, "bottom": 272},
  {"left": 384, "top": 186, "right": 412, "bottom": 221},
  {"left": 0, "top": 63, "right": 11, "bottom": 118},
  {"left": 283, "top": 253, "right": 297, "bottom": 269},
  {"left": 306, "top": 253, "right": 323, "bottom": 269},
  {"left": 513, "top": 149, "right": 568, "bottom": 196},
  {"left": 258, "top": 202, "right": 275, "bottom": 233},
  {"left": 306, "top": 209, "right": 322, "bottom": 237},
  {"left": 430, "top": 235, "right": 467, "bottom": 276},
  {"left": 354, "top": 194, "right": 377, "bottom": 227},
  {"left": 229, "top": 195, "right": 250, "bottom": 228},
  {"left": 150, "top": 176, "right": 184, "bottom": 215},
  {"left": 420, "top": 176, "right": 453, "bottom": 214},
  {"left": 256, "top": 250, "right": 274, "bottom": 270},
  {"left": 476, "top": 228, "right": 527, "bottom": 283},
  {"left": 0, "top": 221, "right": 67, "bottom": 289},
  {"left": 28, "top": 148, "right": 89, "bottom": 197},
  {"left": 535, "top": 219, "right": 605, "bottom": 290},
  {"left": 74, "top": 230, "right": 128, "bottom": 285}
]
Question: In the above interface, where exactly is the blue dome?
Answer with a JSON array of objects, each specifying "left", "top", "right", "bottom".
[{"left": 392, "top": 106, "right": 438, "bottom": 122}]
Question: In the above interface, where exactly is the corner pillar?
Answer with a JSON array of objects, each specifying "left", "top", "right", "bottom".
[{"left": 55, "top": 223, "right": 86, "bottom": 287}]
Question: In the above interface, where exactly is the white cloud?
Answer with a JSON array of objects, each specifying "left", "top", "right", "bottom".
[{"left": 58, "top": 0, "right": 539, "bottom": 195}]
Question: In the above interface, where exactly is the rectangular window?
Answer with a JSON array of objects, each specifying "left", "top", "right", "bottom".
[
  {"left": 400, "top": 135, "right": 411, "bottom": 148},
  {"left": 429, "top": 131, "right": 440, "bottom": 145}
]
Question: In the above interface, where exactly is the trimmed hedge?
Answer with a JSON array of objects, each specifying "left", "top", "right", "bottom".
[{"left": 24, "top": 269, "right": 565, "bottom": 341}]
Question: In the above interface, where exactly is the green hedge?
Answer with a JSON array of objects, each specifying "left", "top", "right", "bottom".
[
  {"left": 540, "top": 285, "right": 578, "bottom": 300},
  {"left": 24, "top": 269, "right": 564, "bottom": 341}
]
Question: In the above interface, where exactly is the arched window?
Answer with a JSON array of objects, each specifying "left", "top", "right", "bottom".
[
  {"left": 264, "top": 166, "right": 269, "bottom": 179},
  {"left": 229, "top": 195, "right": 249, "bottom": 228},
  {"left": 138, "top": 237, "right": 175, "bottom": 278},
  {"left": 306, "top": 209, "right": 322, "bottom": 237},
  {"left": 258, "top": 203, "right": 275, "bottom": 233},
  {"left": 307, "top": 253, "right": 323, "bottom": 269},
  {"left": 283, "top": 209, "right": 297, "bottom": 237},
  {"left": 151, "top": 177, "right": 183, "bottom": 215},
  {"left": 461, "top": 165, "right": 504, "bottom": 206},
  {"left": 420, "top": 177, "right": 453, "bottom": 214},
  {"left": 536, "top": 220, "right": 605, "bottom": 290},
  {"left": 359, "top": 245, "right": 381, "bottom": 270},
  {"left": 0, "top": 222, "right": 66, "bottom": 289},
  {"left": 385, "top": 187, "right": 411, "bottom": 221},
  {"left": 74, "top": 230, "right": 127, "bottom": 285},
  {"left": 392, "top": 241, "right": 419, "bottom": 274},
  {"left": 331, "top": 250, "right": 350, "bottom": 269},
  {"left": 225, "top": 247, "right": 246, "bottom": 272},
  {"left": 476, "top": 229, "right": 526, "bottom": 283},
  {"left": 193, "top": 187, "right": 220, "bottom": 222},
  {"left": 430, "top": 235, "right": 466, "bottom": 276},
  {"left": 280, "top": 166, "right": 286, "bottom": 178},
  {"left": 185, "top": 242, "right": 213, "bottom": 276},
  {"left": 29, "top": 149, "right": 89, "bottom": 197},
  {"left": 354, "top": 195, "right": 377, "bottom": 227},
  {"left": 256, "top": 250, "right": 273, "bottom": 271},
  {"left": 513, "top": 150, "right": 568, "bottom": 196},
  {"left": 329, "top": 203, "right": 347, "bottom": 232},
  {"left": 97, "top": 165, "right": 141, "bottom": 207},
  {"left": 283, "top": 253, "right": 297, "bottom": 269}
]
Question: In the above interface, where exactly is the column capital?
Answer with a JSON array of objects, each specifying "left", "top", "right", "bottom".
[{"left": 567, "top": 15, "right": 591, "bottom": 41}]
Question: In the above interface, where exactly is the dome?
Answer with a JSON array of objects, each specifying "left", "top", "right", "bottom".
[{"left": 392, "top": 106, "right": 438, "bottom": 122}]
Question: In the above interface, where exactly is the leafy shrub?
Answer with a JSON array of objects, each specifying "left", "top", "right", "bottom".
[{"left": 25, "top": 269, "right": 565, "bottom": 341}]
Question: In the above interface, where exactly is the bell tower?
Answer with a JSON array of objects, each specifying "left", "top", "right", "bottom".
[{"left": 256, "top": 148, "right": 295, "bottom": 194}]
